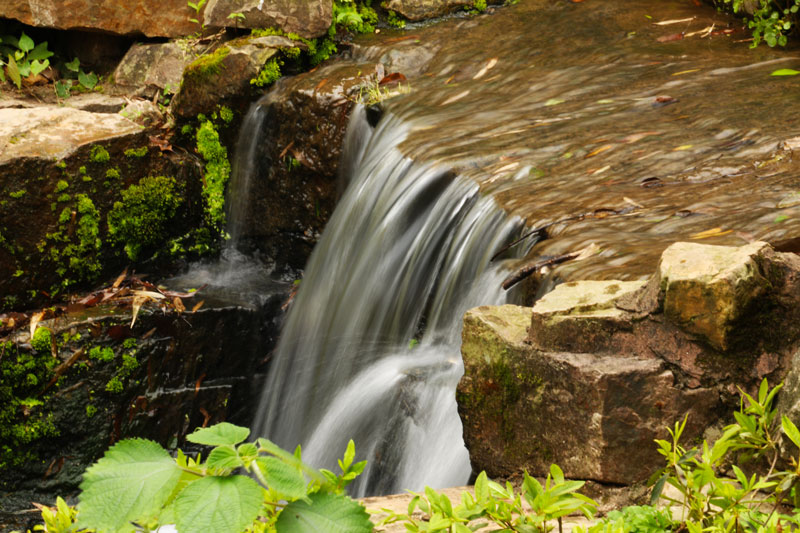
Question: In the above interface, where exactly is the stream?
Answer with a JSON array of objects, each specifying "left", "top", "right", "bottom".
[{"left": 244, "top": 0, "right": 800, "bottom": 497}]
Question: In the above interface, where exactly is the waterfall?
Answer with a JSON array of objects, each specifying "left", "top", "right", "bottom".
[{"left": 252, "top": 106, "right": 522, "bottom": 496}]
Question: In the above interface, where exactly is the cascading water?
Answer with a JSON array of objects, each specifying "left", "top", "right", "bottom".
[
  {"left": 252, "top": 106, "right": 523, "bottom": 496},
  {"left": 166, "top": 98, "right": 282, "bottom": 308}
]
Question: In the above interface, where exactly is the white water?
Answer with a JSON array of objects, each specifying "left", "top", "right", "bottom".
[{"left": 252, "top": 106, "right": 522, "bottom": 496}]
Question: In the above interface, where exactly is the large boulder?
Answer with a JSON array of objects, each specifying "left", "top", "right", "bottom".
[
  {"left": 458, "top": 242, "right": 800, "bottom": 485},
  {"left": 203, "top": 0, "right": 332, "bottom": 39},
  {"left": 458, "top": 305, "right": 720, "bottom": 484},
  {"left": 0, "top": 0, "right": 200, "bottom": 38},
  {"left": 114, "top": 42, "right": 193, "bottom": 94}
]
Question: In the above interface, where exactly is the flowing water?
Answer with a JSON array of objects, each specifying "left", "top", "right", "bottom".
[
  {"left": 252, "top": 107, "right": 522, "bottom": 495},
  {"left": 248, "top": 0, "right": 800, "bottom": 496}
]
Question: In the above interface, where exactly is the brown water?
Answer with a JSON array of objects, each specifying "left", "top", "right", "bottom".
[{"left": 349, "top": 0, "right": 800, "bottom": 284}]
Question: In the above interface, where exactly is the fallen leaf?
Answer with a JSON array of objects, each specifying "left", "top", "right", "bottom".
[
  {"left": 473, "top": 57, "right": 498, "bottom": 80},
  {"left": 673, "top": 144, "right": 693, "bottom": 151},
  {"left": 585, "top": 144, "right": 615, "bottom": 158},
  {"left": 771, "top": 68, "right": 800, "bottom": 76},
  {"left": 130, "top": 295, "right": 147, "bottom": 328},
  {"left": 191, "top": 300, "right": 205, "bottom": 313},
  {"left": 657, "top": 33, "right": 685, "bottom": 43},
  {"left": 30, "top": 311, "right": 44, "bottom": 339},
  {"left": 440, "top": 90, "right": 470, "bottom": 106},
  {"left": 379, "top": 72, "right": 407, "bottom": 85},
  {"left": 544, "top": 98, "right": 564, "bottom": 106},
  {"left": 655, "top": 17, "right": 695, "bottom": 25},
  {"left": 112, "top": 267, "right": 128, "bottom": 289},
  {"left": 690, "top": 227, "right": 733, "bottom": 239},
  {"left": 132, "top": 290, "right": 166, "bottom": 300},
  {"left": 173, "top": 297, "right": 186, "bottom": 313}
]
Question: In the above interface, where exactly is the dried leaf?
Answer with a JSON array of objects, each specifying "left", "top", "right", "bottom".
[
  {"left": 690, "top": 227, "right": 733, "bottom": 239},
  {"left": 473, "top": 58, "right": 498, "bottom": 80},
  {"left": 654, "top": 17, "right": 695, "bottom": 25},
  {"left": 112, "top": 268, "right": 128, "bottom": 289},
  {"left": 440, "top": 90, "right": 470, "bottom": 106},
  {"left": 173, "top": 297, "right": 186, "bottom": 313},
  {"left": 191, "top": 300, "right": 205, "bottom": 313},
  {"left": 30, "top": 311, "right": 44, "bottom": 339},
  {"left": 585, "top": 144, "right": 615, "bottom": 158},
  {"left": 131, "top": 295, "right": 147, "bottom": 328},
  {"left": 379, "top": 72, "right": 407, "bottom": 85},
  {"left": 657, "top": 33, "right": 685, "bottom": 42},
  {"left": 132, "top": 290, "right": 166, "bottom": 300}
]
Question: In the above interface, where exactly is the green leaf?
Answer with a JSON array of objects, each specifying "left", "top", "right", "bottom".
[
  {"left": 30, "top": 59, "right": 48, "bottom": 76},
  {"left": 7, "top": 55, "right": 21, "bottom": 89},
  {"left": 256, "top": 456, "right": 308, "bottom": 500},
  {"left": 206, "top": 446, "right": 245, "bottom": 470},
  {"left": 341, "top": 439, "right": 356, "bottom": 471},
  {"left": 175, "top": 475, "right": 262, "bottom": 533},
  {"left": 18, "top": 32, "right": 34, "bottom": 53},
  {"left": 275, "top": 492, "right": 372, "bottom": 533},
  {"left": 76, "top": 438, "right": 182, "bottom": 532},
  {"left": 55, "top": 80, "right": 71, "bottom": 99},
  {"left": 78, "top": 70, "right": 98, "bottom": 89},
  {"left": 187, "top": 422, "right": 250, "bottom": 447},
  {"left": 771, "top": 68, "right": 800, "bottom": 76},
  {"left": 257, "top": 437, "right": 326, "bottom": 484},
  {"left": 783, "top": 415, "right": 800, "bottom": 450},
  {"left": 65, "top": 57, "right": 80, "bottom": 72},
  {"left": 27, "top": 42, "right": 53, "bottom": 61}
]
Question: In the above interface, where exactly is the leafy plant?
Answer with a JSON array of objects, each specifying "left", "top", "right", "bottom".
[
  {"left": 187, "top": 0, "right": 207, "bottom": 25},
  {"left": 53, "top": 422, "right": 373, "bottom": 533},
  {"left": 0, "top": 32, "right": 53, "bottom": 89},
  {"left": 380, "top": 466, "right": 597, "bottom": 532},
  {"left": 715, "top": 0, "right": 800, "bottom": 47}
]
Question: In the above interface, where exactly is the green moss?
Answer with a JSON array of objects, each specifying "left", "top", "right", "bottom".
[
  {"left": 122, "top": 338, "right": 138, "bottom": 350},
  {"left": 107, "top": 176, "right": 183, "bottom": 261},
  {"left": 78, "top": 166, "right": 87, "bottom": 175},
  {"left": 57, "top": 193, "right": 71, "bottom": 203},
  {"left": 185, "top": 46, "right": 230, "bottom": 82},
  {"left": 196, "top": 121, "right": 230, "bottom": 230},
  {"left": 472, "top": 0, "right": 487, "bottom": 11},
  {"left": 218, "top": 105, "right": 234, "bottom": 124},
  {"left": 55, "top": 161, "right": 66, "bottom": 170},
  {"left": 55, "top": 180, "right": 69, "bottom": 193},
  {"left": 105, "top": 376, "right": 123, "bottom": 393},
  {"left": 0, "top": 341, "right": 59, "bottom": 469},
  {"left": 106, "top": 168, "right": 121, "bottom": 180},
  {"left": 89, "top": 145, "right": 110, "bottom": 164},
  {"left": 31, "top": 327, "right": 52, "bottom": 353},
  {"left": 85, "top": 404, "right": 97, "bottom": 418},
  {"left": 9, "top": 190, "right": 26, "bottom": 199},
  {"left": 124, "top": 146, "right": 148, "bottom": 158},
  {"left": 251, "top": 57, "right": 283, "bottom": 87},
  {"left": 88, "top": 346, "right": 115, "bottom": 362}
]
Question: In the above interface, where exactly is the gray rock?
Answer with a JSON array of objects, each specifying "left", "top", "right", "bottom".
[
  {"left": 203, "top": 0, "right": 332, "bottom": 39},
  {"left": 385, "top": 0, "right": 502, "bottom": 21},
  {"left": 114, "top": 42, "right": 192, "bottom": 94}
]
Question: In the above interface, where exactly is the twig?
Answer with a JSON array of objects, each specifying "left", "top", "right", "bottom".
[{"left": 501, "top": 251, "right": 580, "bottom": 291}]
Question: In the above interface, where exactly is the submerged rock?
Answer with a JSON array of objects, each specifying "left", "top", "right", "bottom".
[
  {"left": 385, "top": 0, "right": 503, "bottom": 21},
  {"left": 458, "top": 242, "right": 800, "bottom": 485}
]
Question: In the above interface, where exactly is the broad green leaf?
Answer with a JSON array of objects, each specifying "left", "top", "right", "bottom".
[
  {"left": 30, "top": 59, "right": 48, "bottom": 76},
  {"left": 6, "top": 55, "right": 21, "bottom": 89},
  {"left": 27, "top": 42, "right": 53, "bottom": 61},
  {"left": 206, "top": 446, "right": 244, "bottom": 470},
  {"left": 55, "top": 80, "right": 71, "bottom": 99},
  {"left": 474, "top": 471, "right": 489, "bottom": 505},
  {"left": 65, "top": 57, "right": 80, "bottom": 72},
  {"left": 772, "top": 68, "right": 800, "bottom": 76},
  {"left": 76, "top": 438, "right": 182, "bottom": 532},
  {"left": 78, "top": 70, "right": 98, "bottom": 89},
  {"left": 17, "top": 60, "right": 30, "bottom": 77},
  {"left": 187, "top": 422, "right": 249, "bottom": 446},
  {"left": 275, "top": 492, "right": 372, "bottom": 533},
  {"left": 0, "top": 67, "right": 4, "bottom": 83},
  {"left": 783, "top": 415, "right": 800, "bottom": 450},
  {"left": 18, "top": 32, "right": 34, "bottom": 52},
  {"left": 341, "top": 439, "right": 356, "bottom": 471},
  {"left": 174, "top": 475, "right": 262, "bottom": 533},
  {"left": 256, "top": 456, "right": 308, "bottom": 500},
  {"left": 257, "top": 437, "right": 326, "bottom": 483}
]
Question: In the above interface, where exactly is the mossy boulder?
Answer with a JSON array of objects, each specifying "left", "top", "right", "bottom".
[
  {"left": 0, "top": 106, "right": 204, "bottom": 310},
  {"left": 203, "top": 0, "right": 332, "bottom": 39}
]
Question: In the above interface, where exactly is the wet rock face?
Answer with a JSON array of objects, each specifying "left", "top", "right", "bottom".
[
  {"left": 458, "top": 242, "right": 800, "bottom": 485},
  {"left": 0, "top": 0, "right": 200, "bottom": 38},
  {"left": 204, "top": 0, "right": 332, "bottom": 39},
  {"left": 0, "top": 298, "right": 288, "bottom": 531}
]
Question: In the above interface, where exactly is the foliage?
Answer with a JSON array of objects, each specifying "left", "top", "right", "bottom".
[
  {"left": 195, "top": 120, "right": 230, "bottom": 230},
  {"left": 46, "top": 194, "right": 102, "bottom": 288},
  {"left": 31, "top": 326, "right": 52, "bottom": 353},
  {"left": 107, "top": 176, "right": 183, "bottom": 261},
  {"left": 187, "top": 0, "right": 207, "bottom": 25},
  {"left": 586, "top": 505, "right": 674, "bottom": 533},
  {"left": 251, "top": 57, "right": 283, "bottom": 87},
  {"left": 0, "top": 32, "right": 53, "bottom": 89},
  {"left": 715, "top": 0, "right": 800, "bottom": 47},
  {"left": 0, "top": 340, "right": 58, "bottom": 469},
  {"left": 46, "top": 422, "right": 374, "bottom": 533},
  {"left": 380, "top": 466, "right": 596, "bottom": 532}
]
